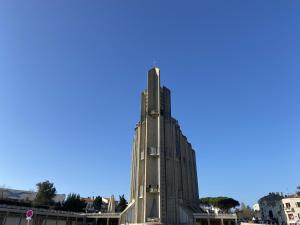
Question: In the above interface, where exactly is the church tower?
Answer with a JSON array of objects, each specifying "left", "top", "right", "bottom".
[{"left": 120, "top": 68, "right": 200, "bottom": 225}]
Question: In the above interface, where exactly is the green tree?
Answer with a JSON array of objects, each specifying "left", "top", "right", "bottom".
[
  {"left": 34, "top": 180, "right": 56, "bottom": 206},
  {"left": 199, "top": 197, "right": 240, "bottom": 212},
  {"left": 93, "top": 196, "right": 102, "bottom": 211},
  {"left": 296, "top": 186, "right": 300, "bottom": 195},
  {"left": 236, "top": 203, "right": 254, "bottom": 221},
  {"left": 116, "top": 195, "right": 128, "bottom": 212},
  {"left": 219, "top": 198, "right": 240, "bottom": 212},
  {"left": 63, "top": 193, "right": 86, "bottom": 212}
]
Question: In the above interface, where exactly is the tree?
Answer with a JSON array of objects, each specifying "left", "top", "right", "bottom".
[
  {"left": 34, "top": 180, "right": 56, "bottom": 206},
  {"left": 236, "top": 203, "right": 255, "bottom": 221},
  {"left": 218, "top": 198, "right": 240, "bottom": 212},
  {"left": 93, "top": 196, "right": 102, "bottom": 211},
  {"left": 63, "top": 193, "right": 86, "bottom": 212},
  {"left": 199, "top": 197, "right": 240, "bottom": 212},
  {"left": 116, "top": 195, "right": 128, "bottom": 212},
  {"left": 296, "top": 186, "right": 300, "bottom": 195}
]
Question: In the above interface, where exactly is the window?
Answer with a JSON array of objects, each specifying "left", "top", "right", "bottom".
[
  {"left": 140, "top": 151, "right": 144, "bottom": 160},
  {"left": 139, "top": 185, "right": 144, "bottom": 198},
  {"left": 288, "top": 214, "right": 294, "bottom": 220},
  {"left": 286, "top": 203, "right": 291, "bottom": 208},
  {"left": 296, "top": 202, "right": 300, "bottom": 207},
  {"left": 269, "top": 210, "right": 274, "bottom": 219}
]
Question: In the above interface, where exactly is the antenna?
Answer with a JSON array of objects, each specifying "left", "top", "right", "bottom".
[{"left": 153, "top": 59, "right": 157, "bottom": 68}]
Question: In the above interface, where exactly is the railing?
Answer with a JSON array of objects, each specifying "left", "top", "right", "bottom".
[
  {"left": 148, "top": 147, "right": 159, "bottom": 156},
  {"left": 149, "top": 110, "right": 159, "bottom": 117},
  {"left": 0, "top": 204, "right": 121, "bottom": 219},
  {"left": 284, "top": 207, "right": 295, "bottom": 212},
  {"left": 147, "top": 187, "right": 159, "bottom": 193},
  {"left": 83, "top": 212, "right": 121, "bottom": 218},
  {"left": 0, "top": 204, "right": 81, "bottom": 216},
  {"left": 147, "top": 217, "right": 159, "bottom": 222},
  {"left": 193, "top": 213, "right": 237, "bottom": 219}
]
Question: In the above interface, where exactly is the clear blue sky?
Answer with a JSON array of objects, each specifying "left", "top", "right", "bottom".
[{"left": 0, "top": 0, "right": 299, "bottom": 206}]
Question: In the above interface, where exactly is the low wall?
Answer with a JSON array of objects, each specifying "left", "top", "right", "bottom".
[{"left": 241, "top": 223, "right": 268, "bottom": 225}]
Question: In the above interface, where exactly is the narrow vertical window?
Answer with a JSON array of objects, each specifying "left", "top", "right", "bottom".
[
  {"left": 140, "top": 151, "right": 144, "bottom": 160},
  {"left": 139, "top": 185, "right": 143, "bottom": 198}
]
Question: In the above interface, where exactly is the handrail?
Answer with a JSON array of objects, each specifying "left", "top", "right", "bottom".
[
  {"left": 0, "top": 204, "right": 81, "bottom": 215},
  {"left": 193, "top": 213, "right": 237, "bottom": 218},
  {"left": 83, "top": 213, "right": 120, "bottom": 216}
]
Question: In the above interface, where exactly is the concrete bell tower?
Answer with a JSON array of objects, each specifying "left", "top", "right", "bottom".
[{"left": 120, "top": 68, "right": 200, "bottom": 225}]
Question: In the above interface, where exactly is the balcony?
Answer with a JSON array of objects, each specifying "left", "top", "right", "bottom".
[
  {"left": 148, "top": 147, "right": 159, "bottom": 157},
  {"left": 149, "top": 110, "right": 159, "bottom": 117},
  {"left": 284, "top": 207, "right": 295, "bottom": 212},
  {"left": 147, "top": 217, "right": 159, "bottom": 222},
  {"left": 146, "top": 185, "right": 159, "bottom": 194}
]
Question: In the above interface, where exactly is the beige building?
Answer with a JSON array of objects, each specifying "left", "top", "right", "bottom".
[
  {"left": 259, "top": 194, "right": 300, "bottom": 225},
  {"left": 281, "top": 196, "right": 300, "bottom": 225}
]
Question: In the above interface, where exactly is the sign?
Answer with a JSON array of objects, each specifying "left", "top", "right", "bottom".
[
  {"left": 26, "top": 210, "right": 33, "bottom": 225},
  {"left": 26, "top": 209, "right": 33, "bottom": 218}
]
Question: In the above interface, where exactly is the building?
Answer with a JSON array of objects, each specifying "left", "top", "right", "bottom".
[
  {"left": 120, "top": 67, "right": 200, "bottom": 225},
  {"left": 259, "top": 193, "right": 300, "bottom": 225},
  {"left": 119, "top": 68, "right": 237, "bottom": 225},
  {"left": 82, "top": 196, "right": 116, "bottom": 213},
  {"left": 252, "top": 203, "right": 260, "bottom": 212},
  {"left": 281, "top": 196, "right": 300, "bottom": 225},
  {"left": 259, "top": 193, "right": 284, "bottom": 224},
  {"left": 0, "top": 188, "right": 65, "bottom": 203},
  {"left": 82, "top": 197, "right": 95, "bottom": 213},
  {"left": 252, "top": 203, "right": 261, "bottom": 220}
]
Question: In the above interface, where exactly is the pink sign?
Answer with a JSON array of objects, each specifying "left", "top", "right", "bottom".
[{"left": 26, "top": 210, "right": 33, "bottom": 219}]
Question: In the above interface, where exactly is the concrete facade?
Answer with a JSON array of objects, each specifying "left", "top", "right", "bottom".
[{"left": 120, "top": 68, "right": 201, "bottom": 225}]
